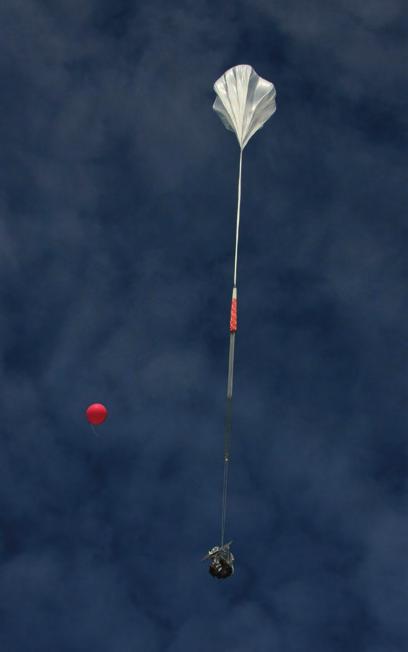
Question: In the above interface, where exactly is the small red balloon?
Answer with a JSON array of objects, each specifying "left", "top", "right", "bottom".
[{"left": 86, "top": 403, "right": 108, "bottom": 426}]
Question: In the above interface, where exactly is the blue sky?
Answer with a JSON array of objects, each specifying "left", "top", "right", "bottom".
[{"left": 0, "top": 1, "right": 407, "bottom": 650}]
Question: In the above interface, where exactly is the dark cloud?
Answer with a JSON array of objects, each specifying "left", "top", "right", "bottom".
[{"left": 0, "top": 0, "right": 407, "bottom": 649}]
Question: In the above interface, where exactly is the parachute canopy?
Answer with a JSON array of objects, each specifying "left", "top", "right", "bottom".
[{"left": 213, "top": 64, "right": 276, "bottom": 149}]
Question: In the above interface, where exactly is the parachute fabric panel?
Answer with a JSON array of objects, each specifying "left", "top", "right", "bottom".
[{"left": 213, "top": 64, "right": 276, "bottom": 149}]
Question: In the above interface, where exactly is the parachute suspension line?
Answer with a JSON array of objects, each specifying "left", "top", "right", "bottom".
[
  {"left": 220, "top": 148, "right": 243, "bottom": 547},
  {"left": 221, "top": 338, "right": 234, "bottom": 546},
  {"left": 220, "top": 445, "right": 229, "bottom": 547},
  {"left": 233, "top": 148, "right": 243, "bottom": 287}
]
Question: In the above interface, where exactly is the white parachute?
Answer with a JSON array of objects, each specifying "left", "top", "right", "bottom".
[
  {"left": 213, "top": 64, "right": 276, "bottom": 149},
  {"left": 205, "top": 65, "right": 276, "bottom": 574}
]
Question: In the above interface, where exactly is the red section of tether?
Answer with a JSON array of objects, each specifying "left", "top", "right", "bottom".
[{"left": 230, "top": 298, "right": 237, "bottom": 332}]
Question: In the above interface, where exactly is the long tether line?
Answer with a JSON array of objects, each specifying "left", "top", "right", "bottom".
[
  {"left": 233, "top": 149, "right": 243, "bottom": 287},
  {"left": 220, "top": 148, "right": 243, "bottom": 547}
]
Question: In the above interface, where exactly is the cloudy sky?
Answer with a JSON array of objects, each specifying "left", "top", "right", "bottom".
[{"left": 0, "top": 0, "right": 407, "bottom": 650}]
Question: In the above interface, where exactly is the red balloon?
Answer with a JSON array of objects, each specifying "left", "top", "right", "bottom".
[{"left": 86, "top": 403, "right": 108, "bottom": 426}]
